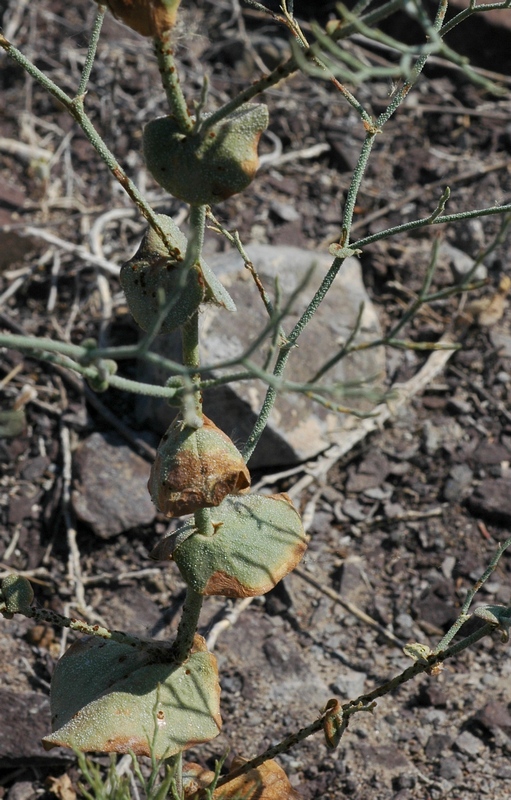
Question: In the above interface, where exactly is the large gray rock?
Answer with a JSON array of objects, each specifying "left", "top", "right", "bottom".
[
  {"left": 72, "top": 432, "right": 156, "bottom": 538},
  {"left": 137, "top": 244, "right": 384, "bottom": 468}
]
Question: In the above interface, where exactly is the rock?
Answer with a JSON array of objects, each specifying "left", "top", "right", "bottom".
[
  {"left": 0, "top": 689, "right": 68, "bottom": 764},
  {"left": 425, "top": 733, "right": 453, "bottom": 760},
  {"left": 467, "top": 477, "right": 511, "bottom": 525},
  {"left": 136, "top": 244, "right": 384, "bottom": 468},
  {"left": 439, "top": 242, "right": 487, "bottom": 283},
  {"left": 72, "top": 432, "right": 156, "bottom": 539},
  {"left": 394, "top": 612, "right": 414, "bottom": 636},
  {"left": 7, "top": 783, "right": 37, "bottom": 800},
  {"left": 455, "top": 730, "right": 484, "bottom": 757},
  {"left": 443, "top": 463, "right": 473, "bottom": 502},
  {"left": 472, "top": 441, "right": 511, "bottom": 465},
  {"left": 345, "top": 452, "right": 390, "bottom": 492},
  {"left": 491, "top": 328, "right": 511, "bottom": 358},
  {"left": 269, "top": 200, "right": 300, "bottom": 222},
  {"left": 331, "top": 668, "right": 366, "bottom": 698},
  {"left": 413, "top": 580, "right": 458, "bottom": 631},
  {"left": 342, "top": 498, "right": 368, "bottom": 521},
  {"left": 441, "top": 555, "right": 456, "bottom": 580},
  {"left": 438, "top": 756, "right": 463, "bottom": 781},
  {"left": 474, "top": 702, "right": 511, "bottom": 734},
  {"left": 422, "top": 418, "right": 464, "bottom": 456},
  {"left": 0, "top": 212, "right": 36, "bottom": 270}
]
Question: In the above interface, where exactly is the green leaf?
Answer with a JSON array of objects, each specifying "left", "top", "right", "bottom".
[
  {"left": 171, "top": 493, "right": 307, "bottom": 597},
  {"left": 42, "top": 635, "right": 221, "bottom": 757}
]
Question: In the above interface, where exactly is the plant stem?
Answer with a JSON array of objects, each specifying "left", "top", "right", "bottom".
[
  {"left": 170, "top": 587, "right": 204, "bottom": 664},
  {"left": 352, "top": 202, "right": 511, "bottom": 250},
  {"left": 166, "top": 752, "right": 183, "bottom": 798},
  {"left": 77, "top": 5, "right": 106, "bottom": 97},
  {"left": 154, "top": 30, "right": 193, "bottom": 132},
  {"left": 17, "top": 604, "right": 173, "bottom": 660},
  {"left": 200, "top": 0, "right": 405, "bottom": 133},
  {"left": 179, "top": 206, "right": 207, "bottom": 425},
  {"left": 166, "top": 205, "right": 209, "bottom": 665}
]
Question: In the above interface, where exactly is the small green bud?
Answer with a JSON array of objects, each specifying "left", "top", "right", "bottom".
[{"left": 0, "top": 575, "right": 34, "bottom": 616}]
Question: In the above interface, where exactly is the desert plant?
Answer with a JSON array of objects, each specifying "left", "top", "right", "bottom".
[{"left": 1, "top": 0, "right": 511, "bottom": 796}]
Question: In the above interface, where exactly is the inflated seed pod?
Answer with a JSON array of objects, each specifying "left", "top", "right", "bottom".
[
  {"left": 148, "top": 415, "right": 251, "bottom": 517},
  {"left": 143, "top": 103, "right": 269, "bottom": 205},
  {"left": 120, "top": 214, "right": 204, "bottom": 334},
  {"left": 96, "top": 0, "right": 181, "bottom": 37},
  {"left": 158, "top": 493, "right": 308, "bottom": 597},
  {"left": 120, "top": 214, "right": 235, "bottom": 333}
]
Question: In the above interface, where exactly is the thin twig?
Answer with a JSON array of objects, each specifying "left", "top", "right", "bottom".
[
  {"left": 60, "top": 424, "right": 87, "bottom": 613},
  {"left": 293, "top": 566, "right": 404, "bottom": 648},
  {"left": 206, "top": 597, "right": 254, "bottom": 651}
]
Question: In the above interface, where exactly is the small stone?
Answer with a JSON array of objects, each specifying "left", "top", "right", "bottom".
[
  {"left": 491, "top": 328, "right": 511, "bottom": 359},
  {"left": 394, "top": 612, "right": 414, "bottom": 635},
  {"left": 439, "top": 242, "right": 487, "bottom": 282},
  {"left": 475, "top": 701, "right": 511, "bottom": 733},
  {"left": 7, "top": 784, "right": 37, "bottom": 800},
  {"left": 441, "top": 555, "right": 456, "bottom": 580},
  {"left": 393, "top": 773, "right": 416, "bottom": 790},
  {"left": 342, "top": 498, "right": 367, "bottom": 521},
  {"left": 426, "top": 733, "right": 454, "bottom": 760},
  {"left": 473, "top": 441, "right": 511, "bottom": 466},
  {"left": 455, "top": 730, "right": 484, "bottom": 756},
  {"left": 331, "top": 668, "right": 366, "bottom": 698},
  {"left": 443, "top": 463, "right": 473, "bottom": 502},
  {"left": 438, "top": 756, "right": 463, "bottom": 781},
  {"left": 446, "top": 396, "right": 472, "bottom": 415},
  {"left": 363, "top": 485, "right": 392, "bottom": 500},
  {"left": 269, "top": 200, "right": 300, "bottom": 222},
  {"left": 20, "top": 455, "right": 50, "bottom": 482},
  {"left": 413, "top": 580, "right": 458, "bottom": 631},
  {"left": 467, "top": 477, "right": 511, "bottom": 525},
  {"left": 346, "top": 452, "right": 390, "bottom": 493}
]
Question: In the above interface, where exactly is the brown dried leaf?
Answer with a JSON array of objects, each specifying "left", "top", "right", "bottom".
[
  {"left": 465, "top": 275, "right": 510, "bottom": 327},
  {"left": 214, "top": 758, "right": 302, "bottom": 799},
  {"left": 46, "top": 774, "right": 76, "bottom": 800},
  {"left": 99, "top": 0, "right": 182, "bottom": 37}
]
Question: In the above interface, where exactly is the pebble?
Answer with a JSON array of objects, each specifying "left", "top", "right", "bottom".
[
  {"left": 7, "top": 784, "right": 37, "bottom": 800},
  {"left": 331, "top": 668, "right": 366, "bottom": 698},
  {"left": 269, "top": 200, "right": 301, "bottom": 222},
  {"left": 439, "top": 241, "right": 487, "bottom": 282},
  {"left": 443, "top": 463, "right": 473, "bottom": 502},
  {"left": 438, "top": 756, "right": 463, "bottom": 781},
  {"left": 455, "top": 730, "right": 485, "bottom": 756},
  {"left": 468, "top": 477, "right": 511, "bottom": 525}
]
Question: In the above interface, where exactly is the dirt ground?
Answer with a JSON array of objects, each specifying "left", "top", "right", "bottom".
[{"left": 2, "top": 1, "right": 511, "bottom": 799}]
